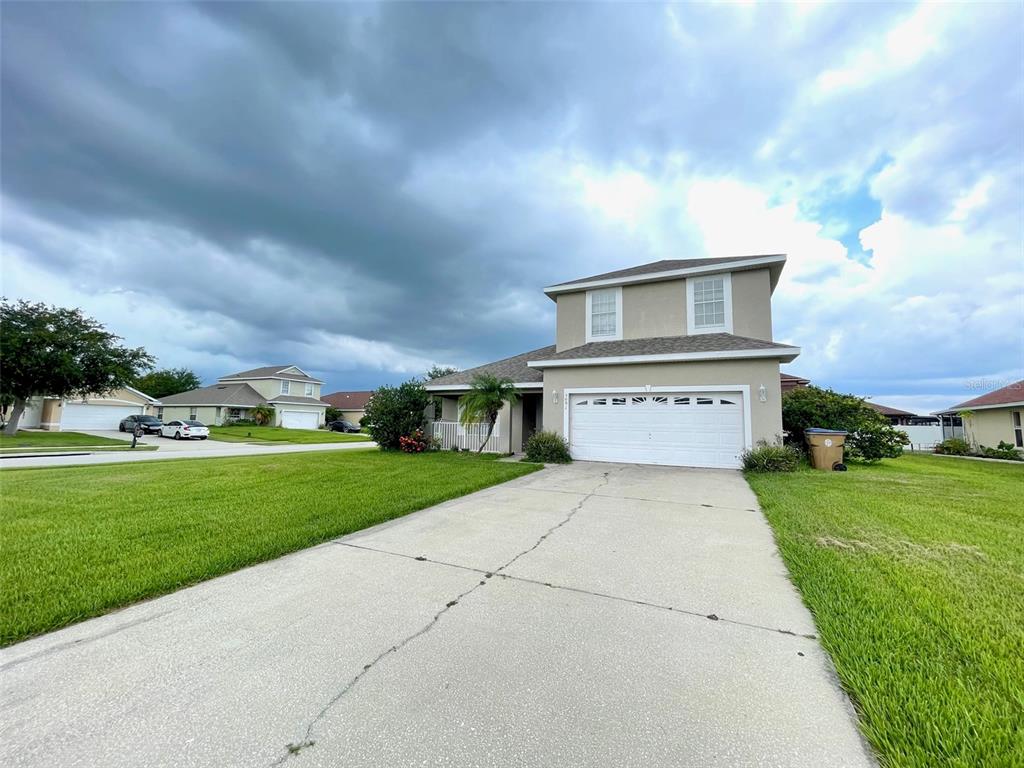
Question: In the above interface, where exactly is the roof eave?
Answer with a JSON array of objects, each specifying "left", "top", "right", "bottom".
[
  {"left": 542, "top": 254, "right": 787, "bottom": 299},
  {"left": 935, "top": 400, "right": 1024, "bottom": 415},
  {"left": 527, "top": 346, "right": 801, "bottom": 369},
  {"left": 424, "top": 381, "right": 545, "bottom": 393}
]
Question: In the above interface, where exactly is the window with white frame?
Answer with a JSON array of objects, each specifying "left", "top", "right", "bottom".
[
  {"left": 1013, "top": 411, "right": 1022, "bottom": 448},
  {"left": 280, "top": 380, "right": 291, "bottom": 395},
  {"left": 304, "top": 383, "right": 314, "bottom": 397},
  {"left": 687, "top": 273, "right": 732, "bottom": 333},
  {"left": 189, "top": 408, "right": 197, "bottom": 420},
  {"left": 586, "top": 287, "right": 621, "bottom": 341}
]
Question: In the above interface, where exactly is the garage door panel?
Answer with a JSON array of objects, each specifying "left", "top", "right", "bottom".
[
  {"left": 281, "top": 411, "right": 320, "bottom": 430},
  {"left": 569, "top": 391, "right": 745, "bottom": 469},
  {"left": 62, "top": 403, "right": 142, "bottom": 430}
]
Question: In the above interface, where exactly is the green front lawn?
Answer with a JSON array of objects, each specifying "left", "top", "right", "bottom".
[
  {"left": 0, "top": 451, "right": 539, "bottom": 646},
  {"left": 0, "top": 430, "right": 128, "bottom": 450},
  {"left": 747, "top": 454, "right": 1024, "bottom": 767},
  {"left": 207, "top": 425, "right": 371, "bottom": 444}
]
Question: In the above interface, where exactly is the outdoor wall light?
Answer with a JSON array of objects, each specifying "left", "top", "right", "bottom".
[
  {"left": 552, "top": 390, "right": 559, "bottom": 405},
  {"left": 758, "top": 384, "right": 767, "bottom": 402}
]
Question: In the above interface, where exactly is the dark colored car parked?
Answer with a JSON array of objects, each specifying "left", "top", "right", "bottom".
[
  {"left": 119, "top": 414, "right": 163, "bottom": 434},
  {"left": 327, "top": 420, "right": 361, "bottom": 433}
]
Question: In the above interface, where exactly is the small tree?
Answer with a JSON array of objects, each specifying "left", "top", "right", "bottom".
[
  {"left": 250, "top": 405, "right": 274, "bottom": 426},
  {"left": 425, "top": 364, "right": 460, "bottom": 419},
  {"left": 325, "top": 406, "right": 343, "bottom": 423},
  {"left": 132, "top": 368, "right": 201, "bottom": 399},
  {"left": 0, "top": 300, "right": 153, "bottom": 435},
  {"left": 362, "top": 380, "right": 431, "bottom": 450},
  {"left": 782, "top": 386, "right": 908, "bottom": 462},
  {"left": 459, "top": 374, "right": 519, "bottom": 453}
]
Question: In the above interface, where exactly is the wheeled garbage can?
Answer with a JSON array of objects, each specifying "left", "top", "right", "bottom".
[{"left": 805, "top": 428, "right": 848, "bottom": 471}]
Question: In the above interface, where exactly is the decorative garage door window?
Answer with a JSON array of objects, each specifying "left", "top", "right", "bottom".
[{"left": 575, "top": 395, "right": 738, "bottom": 407}]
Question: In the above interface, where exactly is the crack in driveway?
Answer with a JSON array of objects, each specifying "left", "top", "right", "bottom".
[{"left": 268, "top": 469, "right": 613, "bottom": 765}]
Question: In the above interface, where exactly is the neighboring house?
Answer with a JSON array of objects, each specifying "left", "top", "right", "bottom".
[
  {"left": 780, "top": 372, "right": 810, "bottom": 393},
  {"left": 321, "top": 391, "right": 372, "bottom": 425},
  {"left": 20, "top": 388, "right": 161, "bottom": 432},
  {"left": 427, "top": 254, "right": 800, "bottom": 468},
  {"left": 866, "top": 402, "right": 939, "bottom": 427},
  {"left": 936, "top": 379, "right": 1024, "bottom": 451},
  {"left": 159, "top": 365, "right": 327, "bottom": 429}
]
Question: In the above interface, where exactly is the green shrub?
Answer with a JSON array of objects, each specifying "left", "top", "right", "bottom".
[
  {"left": 741, "top": 440, "right": 802, "bottom": 472},
  {"left": 978, "top": 441, "right": 1023, "bottom": 461},
  {"left": 362, "top": 380, "right": 431, "bottom": 450},
  {"left": 782, "top": 386, "right": 908, "bottom": 462},
  {"left": 933, "top": 438, "right": 969, "bottom": 456},
  {"left": 524, "top": 430, "right": 572, "bottom": 463}
]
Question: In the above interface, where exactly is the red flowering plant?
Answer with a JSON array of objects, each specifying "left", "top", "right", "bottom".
[{"left": 398, "top": 429, "right": 429, "bottom": 453}]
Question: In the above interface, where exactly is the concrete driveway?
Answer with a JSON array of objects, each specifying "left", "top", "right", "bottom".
[{"left": 0, "top": 462, "right": 874, "bottom": 767}]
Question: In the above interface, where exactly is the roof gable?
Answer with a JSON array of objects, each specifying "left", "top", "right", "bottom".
[
  {"left": 544, "top": 254, "right": 786, "bottom": 297},
  {"left": 218, "top": 365, "right": 323, "bottom": 384}
]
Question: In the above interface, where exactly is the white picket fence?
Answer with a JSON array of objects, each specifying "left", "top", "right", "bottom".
[{"left": 429, "top": 420, "right": 504, "bottom": 453}]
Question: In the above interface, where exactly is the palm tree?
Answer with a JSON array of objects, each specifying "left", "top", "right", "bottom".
[
  {"left": 459, "top": 373, "right": 519, "bottom": 453},
  {"left": 250, "top": 404, "right": 274, "bottom": 426}
]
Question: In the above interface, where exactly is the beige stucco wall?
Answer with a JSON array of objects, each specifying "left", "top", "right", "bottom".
[
  {"left": 623, "top": 280, "right": 687, "bottom": 340},
  {"left": 963, "top": 407, "right": 1023, "bottom": 450},
  {"left": 554, "top": 268, "right": 775, "bottom": 352},
  {"left": 234, "top": 378, "right": 321, "bottom": 401},
  {"left": 160, "top": 405, "right": 219, "bottom": 425},
  {"left": 339, "top": 409, "right": 365, "bottom": 425},
  {"left": 729, "top": 268, "right": 773, "bottom": 341},
  {"left": 541, "top": 358, "right": 784, "bottom": 446},
  {"left": 555, "top": 292, "right": 586, "bottom": 352}
]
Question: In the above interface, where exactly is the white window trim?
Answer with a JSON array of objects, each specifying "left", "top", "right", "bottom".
[
  {"left": 281, "top": 380, "right": 291, "bottom": 394},
  {"left": 585, "top": 286, "right": 623, "bottom": 343},
  {"left": 687, "top": 272, "right": 733, "bottom": 335}
]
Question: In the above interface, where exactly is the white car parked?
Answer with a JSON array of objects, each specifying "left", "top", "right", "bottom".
[{"left": 160, "top": 419, "right": 210, "bottom": 440}]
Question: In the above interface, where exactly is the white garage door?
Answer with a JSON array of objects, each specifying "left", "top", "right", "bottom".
[
  {"left": 569, "top": 391, "right": 746, "bottom": 469},
  {"left": 281, "top": 411, "right": 319, "bottom": 430},
  {"left": 62, "top": 403, "right": 142, "bottom": 431}
]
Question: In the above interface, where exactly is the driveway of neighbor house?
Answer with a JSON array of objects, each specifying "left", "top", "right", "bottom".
[
  {"left": 0, "top": 430, "right": 376, "bottom": 468},
  {"left": 0, "top": 462, "right": 875, "bottom": 768}
]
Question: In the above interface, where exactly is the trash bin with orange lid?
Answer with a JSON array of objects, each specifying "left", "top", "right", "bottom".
[{"left": 805, "top": 428, "right": 848, "bottom": 471}]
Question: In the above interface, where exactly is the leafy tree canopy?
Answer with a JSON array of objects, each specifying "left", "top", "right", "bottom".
[
  {"left": 782, "top": 385, "right": 908, "bottom": 462},
  {"left": 0, "top": 299, "right": 153, "bottom": 434},
  {"left": 425, "top": 364, "right": 460, "bottom": 380},
  {"left": 132, "top": 367, "right": 201, "bottom": 399},
  {"left": 362, "top": 380, "right": 430, "bottom": 450}
]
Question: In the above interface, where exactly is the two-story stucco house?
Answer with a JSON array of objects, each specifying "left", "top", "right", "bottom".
[
  {"left": 158, "top": 365, "right": 327, "bottom": 429},
  {"left": 427, "top": 255, "right": 800, "bottom": 468}
]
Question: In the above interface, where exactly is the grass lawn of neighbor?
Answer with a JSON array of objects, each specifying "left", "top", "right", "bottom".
[
  {"left": 0, "top": 451, "right": 539, "bottom": 646},
  {"left": 747, "top": 453, "right": 1023, "bottom": 768},
  {"left": 207, "top": 424, "right": 371, "bottom": 444},
  {"left": 0, "top": 430, "right": 131, "bottom": 453}
]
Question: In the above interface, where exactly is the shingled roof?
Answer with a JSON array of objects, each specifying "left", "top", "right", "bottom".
[
  {"left": 546, "top": 254, "right": 785, "bottom": 290},
  {"left": 940, "top": 379, "right": 1024, "bottom": 412},
  {"left": 321, "top": 391, "right": 374, "bottom": 410},
  {"left": 527, "top": 333, "right": 799, "bottom": 366},
  {"left": 159, "top": 383, "right": 267, "bottom": 407},
  {"left": 219, "top": 365, "right": 322, "bottom": 383},
  {"left": 424, "top": 346, "right": 555, "bottom": 389}
]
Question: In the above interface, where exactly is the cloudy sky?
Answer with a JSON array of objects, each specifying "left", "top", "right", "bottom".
[{"left": 2, "top": 2, "right": 1021, "bottom": 413}]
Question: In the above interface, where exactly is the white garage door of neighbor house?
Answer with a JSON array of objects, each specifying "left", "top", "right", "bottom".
[
  {"left": 61, "top": 403, "right": 143, "bottom": 431},
  {"left": 281, "top": 411, "right": 319, "bottom": 430},
  {"left": 569, "top": 391, "right": 746, "bottom": 469}
]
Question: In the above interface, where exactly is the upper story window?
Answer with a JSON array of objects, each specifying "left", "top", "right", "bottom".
[
  {"left": 687, "top": 273, "right": 732, "bottom": 334},
  {"left": 280, "top": 380, "right": 291, "bottom": 395},
  {"left": 304, "top": 383, "right": 314, "bottom": 397},
  {"left": 586, "top": 287, "right": 622, "bottom": 342}
]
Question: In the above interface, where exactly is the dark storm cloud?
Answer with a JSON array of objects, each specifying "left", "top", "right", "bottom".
[{"left": 2, "top": 2, "right": 1021, "bottom": 398}]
